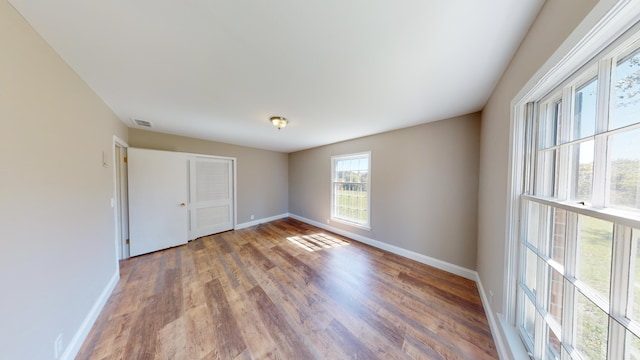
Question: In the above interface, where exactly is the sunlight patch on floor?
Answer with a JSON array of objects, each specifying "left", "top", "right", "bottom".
[{"left": 286, "top": 233, "right": 349, "bottom": 252}]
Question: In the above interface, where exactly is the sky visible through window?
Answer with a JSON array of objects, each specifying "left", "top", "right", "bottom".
[{"left": 572, "top": 52, "right": 640, "bottom": 165}]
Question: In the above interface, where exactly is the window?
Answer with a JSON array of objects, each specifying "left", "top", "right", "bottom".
[
  {"left": 331, "top": 152, "right": 370, "bottom": 229},
  {"left": 515, "top": 28, "right": 640, "bottom": 359}
]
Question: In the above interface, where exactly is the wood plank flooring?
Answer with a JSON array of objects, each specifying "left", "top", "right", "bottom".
[{"left": 77, "top": 218, "right": 498, "bottom": 359}]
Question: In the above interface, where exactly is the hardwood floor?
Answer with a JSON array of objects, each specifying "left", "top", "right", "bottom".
[{"left": 77, "top": 218, "right": 498, "bottom": 359}]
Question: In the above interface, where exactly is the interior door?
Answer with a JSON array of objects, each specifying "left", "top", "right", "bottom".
[
  {"left": 189, "top": 157, "right": 234, "bottom": 239},
  {"left": 128, "top": 148, "right": 188, "bottom": 256}
]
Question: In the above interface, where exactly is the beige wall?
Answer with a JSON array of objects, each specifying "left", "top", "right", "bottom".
[
  {"left": 0, "top": 0, "right": 615, "bottom": 357},
  {"left": 128, "top": 129, "right": 289, "bottom": 224},
  {"left": 477, "top": 0, "right": 599, "bottom": 314},
  {"left": 289, "top": 113, "right": 480, "bottom": 270},
  {"left": 0, "top": 1, "right": 129, "bottom": 358}
]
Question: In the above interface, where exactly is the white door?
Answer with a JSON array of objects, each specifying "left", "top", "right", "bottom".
[
  {"left": 189, "top": 157, "right": 234, "bottom": 239},
  {"left": 128, "top": 148, "right": 188, "bottom": 256}
]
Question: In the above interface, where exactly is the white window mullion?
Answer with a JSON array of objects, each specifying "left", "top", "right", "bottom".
[
  {"left": 561, "top": 86, "right": 574, "bottom": 146},
  {"left": 595, "top": 58, "right": 612, "bottom": 135},
  {"left": 557, "top": 145, "right": 571, "bottom": 202},
  {"left": 562, "top": 281, "right": 578, "bottom": 357},
  {"left": 609, "top": 320, "right": 626, "bottom": 360},
  {"left": 611, "top": 224, "right": 632, "bottom": 317},
  {"left": 514, "top": 200, "right": 528, "bottom": 333},
  {"left": 535, "top": 205, "right": 551, "bottom": 359},
  {"left": 526, "top": 102, "right": 537, "bottom": 194},
  {"left": 561, "top": 347, "right": 571, "bottom": 360},
  {"left": 592, "top": 134, "right": 608, "bottom": 208},
  {"left": 562, "top": 212, "right": 579, "bottom": 353},
  {"left": 593, "top": 58, "right": 612, "bottom": 208},
  {"left": 609, "top": 224, "right": 632, "bottom": 359},
  {"left": 557, "top": 87, "right": 574, "bottom": 202},
  {"left": 520, "top": 199, "right": 530, "bottom": 287},
  {"left": 534, "top": 293, "right": 545, "bottom": 359},
  {"left": 628, "top": 228, "right": 638, "bottom": 322}
]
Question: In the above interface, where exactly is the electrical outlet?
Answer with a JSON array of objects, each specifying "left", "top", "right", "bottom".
[
  {"left": 54, "top": 334, "right": 63, "bottom": 359},
  {"left": 250, "top": 215, "right": 254, "bottom": 220},
  {"left": 489, "top": 290, "right": 494, "bottom": 305}
]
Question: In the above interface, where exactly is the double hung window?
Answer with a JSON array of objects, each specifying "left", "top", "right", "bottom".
[
  {"left": 517, "top": 30, "right": 640, "bottom": 359},
  {"left": 331, "top": 152, "right": 371, "bottom": 229}
]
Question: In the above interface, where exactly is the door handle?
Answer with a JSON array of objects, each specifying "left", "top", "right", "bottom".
[{"left": 180, "top": 203, "right": 186, "bottom": 207}]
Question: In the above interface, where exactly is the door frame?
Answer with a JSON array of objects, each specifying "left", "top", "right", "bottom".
[{"left": 112, "top": 136, "right": 129, "bottom": 262}]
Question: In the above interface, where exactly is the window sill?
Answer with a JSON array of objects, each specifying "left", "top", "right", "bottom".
[
  {"left": 330, "top": 217, "right": 371, "bottom": 231},
  {"left": 498, "top": 315, "right": 532, "bottom": 360}
]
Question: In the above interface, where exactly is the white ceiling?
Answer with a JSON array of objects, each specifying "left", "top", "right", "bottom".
[{"left": 9, "top": 0, "right": 543, "bottom": 153}]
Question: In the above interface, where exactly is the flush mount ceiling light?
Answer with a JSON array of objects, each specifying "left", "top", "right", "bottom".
[{"left": 270, "top": 116, "right": 288, "bottom": 130}]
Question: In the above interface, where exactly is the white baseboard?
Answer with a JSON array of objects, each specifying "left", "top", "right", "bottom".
[
  {"left": 475, "top": 276, "right": 509, "bottom": 360},
  {"left": 288, "top": 213, "right": 477, "bottom": 281},
  {"left": 475, "top": 276, "right": 530, "bottom": 360},
  {"left": 235, "top": 213, "right": 290, "bottom": 230},
  {"left": 61, "top": 270, "right": 119, "bottom": 360}
]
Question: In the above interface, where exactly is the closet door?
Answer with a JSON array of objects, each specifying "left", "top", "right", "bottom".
[
  {"left": 128, "top": 148, "right": 188, "bottom": 256},
  {"left": 189, "top": 157, "right": 234, "bottom": 239}
]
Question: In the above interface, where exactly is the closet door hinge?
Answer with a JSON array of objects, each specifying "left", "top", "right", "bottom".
[
  {"left": 123, "top": 156, "right": 128, "bottom": 163},
  {"left": 126, "top": 239, "right": 130, "bottom": 244}
]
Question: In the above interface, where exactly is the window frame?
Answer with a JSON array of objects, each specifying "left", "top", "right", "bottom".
[
  {"left": 330, "top": 151, "right": 371, "bottom": 230},
  {"left": 505, "top": 4, "right": 640, "bottom": 359},
  {"left": 522, "top": 52, "right": 640, "bottom": 360}
]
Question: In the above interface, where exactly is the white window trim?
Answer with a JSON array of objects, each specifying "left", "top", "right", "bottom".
[
  {"left": 502, "top": 0, "right": 640, "bottom": 358},
  {"left": 330, "top": 151, "right": 371, "bottom": 230}
]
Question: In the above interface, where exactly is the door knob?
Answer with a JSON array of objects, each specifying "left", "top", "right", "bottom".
[{"left": 180, "top": 203, "right": 186, "bottom": 207}]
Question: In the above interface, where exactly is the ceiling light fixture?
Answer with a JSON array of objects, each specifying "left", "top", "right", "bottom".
[{"left": 270, "top": 116, "right": 288, "bottom": 130}]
